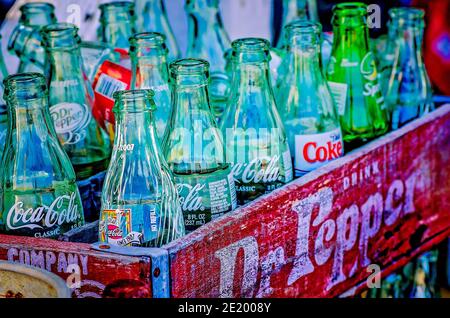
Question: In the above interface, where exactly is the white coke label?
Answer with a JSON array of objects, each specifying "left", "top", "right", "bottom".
[
  {"left": 232, "top": 155, "right": 284, "bottom": 184},
  {"left": 294, "top": 128, "right": 344, "bottom": 177},
  {"left": 6, "top": 192, "right": 81, "bottom": 231}
]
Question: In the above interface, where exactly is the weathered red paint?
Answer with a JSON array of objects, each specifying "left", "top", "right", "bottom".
[
  {"left": 165, "top": 105, "right": 450, "bottom": 298},
  {"left": 0, "top": 235, "right": 151, "bottom": 298}
]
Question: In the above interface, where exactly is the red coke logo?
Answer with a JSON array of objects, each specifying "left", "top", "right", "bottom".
[{"left": 303, "top": 140, "right": 343, "bottom": 164}]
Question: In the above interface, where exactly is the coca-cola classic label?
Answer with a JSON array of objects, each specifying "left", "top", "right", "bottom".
[
  {"left": 232, "top": 151, "right": 293, "bottom": 203},
  {"left": 175, "top": 172, "right": 237, "bottom": 233},
  {"left": 4, "top": 192, "right": 83, "bottom": 238},
  {"left": 294, "top": 128, "right": 344, "bottom": 177}
]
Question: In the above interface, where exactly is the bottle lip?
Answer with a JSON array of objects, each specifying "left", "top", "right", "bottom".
[
  {"left": 113, "top": 89, "right": 156, "bottom": 113},
  {"left": 99, "top": 1, "right": 135, "bottom": 12},
  {"left": 333, "top": 2, "right": 367, "bottom": 15},
  {"left": 186, "top": 0, "right": 219, "bottom": 10},
  {"left": 285, "top": 20, "right": 323, "bottom": 36},
  {"left": 170, "top": 58, "right": 210, "bottom": 75},
  {"left": 129, "top": 32, "right": 168, "bottom": 52},
  {"left": 3, "top": 72, "right": 47, "bottom": 102},
  {"left": 389, "top": 7, "right": 425, "bottom": 26},
  {"left": 20, "top": 2, "right": 55, "bottom": 14},
  {"left": 232, "top": 38, "right": 271, "bottom": 52}
]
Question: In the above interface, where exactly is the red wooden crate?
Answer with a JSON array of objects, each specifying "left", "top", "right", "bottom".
[{"left": 1, "top": 104, "right": 449, "bottom": 298}]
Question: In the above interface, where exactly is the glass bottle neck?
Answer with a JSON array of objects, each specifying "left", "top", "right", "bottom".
[
  {"left": 114, "top": 110, "right": 157, "bottom": 148},
  {"left": 232, "top": 61, "right": 273, "bottom": 98},
  {"left": 286, "top": 42, "right": 323, "bottom": 84},
  {"left": 131, "top": 50, "right": 169, "bottom": 89},
  {"left": 171, "top": 78, "right": 211, "bottom": 114},
  {"left": 47, "top": 48, "right": 85, "bottom": 80},
  {"left": 21, "top": 8, "right": 55, "bottom": 27},
  {"left": 332, "top": 23, "right": 370, "bottom": 52}
]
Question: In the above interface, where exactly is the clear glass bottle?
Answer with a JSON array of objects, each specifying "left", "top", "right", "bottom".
[
  {"left": 276, "top": 21, "right": 343, "bottom": 177},
  {"left": 99, "top": 89, "right": 185, "bottom": 247},
  {"left": 384, "top": 8, "right": 434, "bottom": 130},
  {"left": 99, "top": 1, "right": 136, "bottom": 67},
  {"left": 130, "top": 32, "right": 171, "bottom": 139},
  {"left": 163, "top": 59, "right": 237, "bottom": 233},
  {"left": 8, "top": 2, "right": 57, "bottom": 73},
  {"left": 80, "top": 41, "right": 120, "bottom": 82},
  {"left": 327, "top": 3, "right": 389, "bottom": 149},
  {"left": 185, "top": 0, "right": 231, "bottom": 119},
  {"left": 41, "top": 23, "right": 111, "bottom": 180},
  {"left": 221, "top": 38, "right": 293, "bottom": 205},
  {"left": 0, "top": 73, "right": 85, "bottom": 238},
  {"left": 135, "top": 0, "right": 180, "bottom": 60}
]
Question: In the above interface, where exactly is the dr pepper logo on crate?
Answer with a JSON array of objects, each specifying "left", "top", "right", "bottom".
[{"left": 209, "top": 160, "right": 430, "bottom": 297}]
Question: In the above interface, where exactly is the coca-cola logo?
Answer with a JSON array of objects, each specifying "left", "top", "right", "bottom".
[
  {"left": 303, "top": 140, "right": 343, "bottom": 164},
  {"left": 6, "top": 192, "right": 80, "bottom": 231},
  {"left": 177, "top": 183, "right": 206, "bottom": 212},
  {"left": 232, "top": 156, "right": 281, "bottom": 184}
]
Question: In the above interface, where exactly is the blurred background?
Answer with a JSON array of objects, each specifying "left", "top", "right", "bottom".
[{"left": 0, "top": 0, "right": 449, "bottom": 96}]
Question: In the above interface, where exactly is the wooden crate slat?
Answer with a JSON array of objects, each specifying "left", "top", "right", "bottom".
[
  {"left": 0, "top": 235, "right": 152, "bottom": 298},
  {"left": 164, "top": 105, "right": 450, "bottom": 298}
]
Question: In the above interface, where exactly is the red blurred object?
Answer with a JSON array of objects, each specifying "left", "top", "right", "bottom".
[
  {"left": 413, "top": 0, "right": 450, "bottom": 96},
  {"left": 102, "top": 279, "right": 151, "bottom": 298}
]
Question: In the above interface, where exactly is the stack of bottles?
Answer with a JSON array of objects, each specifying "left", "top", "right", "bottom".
[{"left": 0, "top": 1, "right": 439, "bottom": 293}]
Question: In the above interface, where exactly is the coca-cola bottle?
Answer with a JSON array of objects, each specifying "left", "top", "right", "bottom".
[
  {"left": 221, "top": 38, "right": 293, "bottom": 205},
  {"left": 99, "top": 1, "right": 136, "bottom": 67},
  {"left": 41, "top": 23, "right": 111, "bottom": 180},
  {"left": 99, "top": 89, "right": 185, "bottom": 247},
  {"left": 8, "top": 2, "right": 57, "bottom": 73},
  {"left": 0, "top": 73, "right": 85, "bottom": 238},
  {"left": 130, "top": 32, "right": 171, "bottom": 139},
  {"left": 276, "top": 21, "right": 344, "bottom": 177},
  {"left": 135, "top": 0, "right": 180, "bottom": 60},
  {"left": 186, "top": 0, "right": 231, "bottom": 119},
  {"left": 327, "top": 3, "right": 389, "bottom": 149},
  {"left": 163, "top": 59, "right": 237, "bottom": 233},
  {"left": 384, "top": 8, "right": 434, "bottom": 130}
]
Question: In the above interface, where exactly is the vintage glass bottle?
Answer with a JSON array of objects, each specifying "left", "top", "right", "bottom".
[
  {"left": 99, "top": 89, "right": 185, "bottom": 247},
  {"left": 0, "top": 73, "right": 85, "bottom": 238},
  {"left": 186, "top": 0, "right": 231, "bottom": 119},
  {"left": 220, "top": 38, "right": 293, "bottom": 205},
  {"left": 163, "top": 59, "right": 237, "bottom": 233},
  {"left": 8, "top": 2, "right": 57, "bottom": 73},
  {"left": 130, "top": 32, "right": 171, "bottom": 139},
  {"left": 384, "top": 8, "right": 434, "bottom": 130},
  {"left": 99, "top": 1, "right": 136, "bottom": 66},
  {"left": 276, "top": 21, "right": 343, "bottom": 177},
  {"left": 41, "top": 23, "right": 111, "bottom": 180},
  {"left": 135, "top": 0, "right": 180, "bottom": 60},
  {"left": 327, "top": 3, "right": 389, "bottom": 149}
]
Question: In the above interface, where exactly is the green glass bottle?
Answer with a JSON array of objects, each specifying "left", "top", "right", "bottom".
[
  {"left": 99, "top": 1, "right": 136, "bottom": 66},
  {"left": 221, "top": 38, "right": 293, "bottom": 205},
  {"left": 135, "top": 0, "right": 181, "bottom": 60},
  {"left": 8, "top": 2, "right": 57, "bottom": 73},
  {"left": 186, "top": 0, "right": 231, "bottom": 119},
  {"left": 327, "top": 2, "right": 389, "bottom": 149},
  {"left": 130, "top": 32, "right": 171, "bottom": 139},
  {"left": 100, "top": 89, "right": 184, "bottom": 247},
  {"left": 0, "top": 73, "right": 84, "bottom": 238},
  {"left": 163, "top": 59, "right": 237, "bottom": 233},
  {"left": 276, "top": 21, "right": 343, "bottom": 177},
  {"left": 384, "top": 8, "right": 434, "bottom": 130},
  {"left": 41, "top": 23, "right": 111, "bottom": 180}
]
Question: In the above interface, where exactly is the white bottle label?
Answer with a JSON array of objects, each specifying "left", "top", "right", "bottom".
[
  {"left": 50, "top": 102, "right": 91, "bottom": 145},
  {"left": 294, "top": 128, "right": 344, "bottom": 177},
  {"left": 328, "top": 82, "right": 348, "bottom": 116}
]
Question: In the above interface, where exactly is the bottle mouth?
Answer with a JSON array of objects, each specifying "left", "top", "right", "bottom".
[
  {"left": 3, "top": 73, "right": 48, "bottom": 103},
  {"left": 231, "top": 38, "right": 271, "bottom": 63},
  {"left": 285, "top": 21, "right": 322, "bottom": 47},
  {"left": 389, "top": 7, "right": 425, "bottom": 27},
  {"left": 113, "top": 89, "right": 156, "bottom": 113},
  {"left": 20, "top": 2, "right": 55, "bottom": 15},
  {"left": 333, "top": 2, "right": 367, "bottom": 15},
  {"left": 100, "top": 1, "right": 135, "bottom": 21},
  {"left": 170, "top": 58, "right": 210, "bottom": 76},
  {"left": 129, "top": 32, "right": 168, "bottom": 52},
  {"left": 41, "top": 23, "right": 80, "bottom": 49}
]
